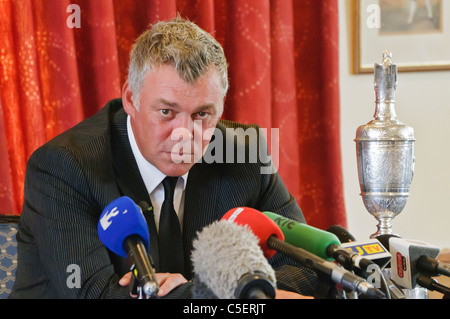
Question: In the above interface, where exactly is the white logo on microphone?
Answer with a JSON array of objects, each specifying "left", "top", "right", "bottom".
[
  {"left": 227, "top": 207, "right": 244, "bottom": 223},
  {"left": 100, "top": 207, "right": 128, "bottom": 230}
]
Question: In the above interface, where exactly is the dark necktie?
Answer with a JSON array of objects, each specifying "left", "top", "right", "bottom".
[{"left": 158, "top": 176, "right": 185, "bottom": 274}]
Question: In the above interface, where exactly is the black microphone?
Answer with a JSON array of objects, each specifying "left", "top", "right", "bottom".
[
  {"left": 191, "top": 220, "right": 276, "bottom": 299},
  {"left": 416, "top": 274, "right": 450, "bottom": 297},
  {"left": 416, "top": 255, "right": 450, "bottom": 278},
  {"left": 327, "top": 225, "right": 356, "bottom": 243},
  {"left": 98, "top": 196, "right": 159, "bottom": 298}
]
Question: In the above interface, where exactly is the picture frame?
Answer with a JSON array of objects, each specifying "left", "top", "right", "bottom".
[{"left": 353, "top": 0, "right": 450, "bottom": 73}]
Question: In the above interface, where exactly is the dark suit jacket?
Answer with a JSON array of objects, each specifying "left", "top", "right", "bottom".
[{"left": 10, "top": 98, "right": 317, "bottom": 299}]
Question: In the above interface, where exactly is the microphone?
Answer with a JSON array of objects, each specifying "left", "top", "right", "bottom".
[
  {"left": 261, "top": 211, "right": 383, "bottom": 274},
  {"left": 261, "top": 211, "right": 340, "bottom": 261},
  {"left": 416, "top": 256, "right": 450, "bottom": 278},
  {"left": 328, "top": 225, "right": 391, "bottom": 270},
  {"left": 191, "top": 219, "right": 276, "bottom": 299},
  {"left": 222, "top": 207, "right": 285, "bottom": 258},
  {"left": 328, "top": 225, "right": 405, "bottom": 299},
  {"left": 327, "top": 225, "right": 356, "bottom": 243},
  {"left": 98, "top": 196, "right": 159, "bottom": 297},
  {"left": 416, "top": 274, "right": 450, "bottom": 297},
  {"left": 377, "top": 235, "right": 441, "bottom": 289},
  {"left": 222, "top": 207, "right": 386, "bottom": 299}
]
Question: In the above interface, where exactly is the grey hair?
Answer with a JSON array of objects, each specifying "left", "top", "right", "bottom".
[{"left": 128, "top": 17, "right": 229, "bottom": 109}]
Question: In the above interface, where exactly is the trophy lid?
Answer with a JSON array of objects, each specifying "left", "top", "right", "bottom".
[
  {"left": 374, "top": 51, "right": 397, "bottom": 103},
  {"left": 355, "top": 51, "right": 415, "bottom": 142}
]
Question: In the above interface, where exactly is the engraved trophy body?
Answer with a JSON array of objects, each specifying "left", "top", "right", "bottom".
[{"left": 355, "top": 51, "right": 415, "bottom": 238}]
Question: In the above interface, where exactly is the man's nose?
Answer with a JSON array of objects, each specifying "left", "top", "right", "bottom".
[{"left": 171, "top": 115, "right": 194, "bottom": 141}]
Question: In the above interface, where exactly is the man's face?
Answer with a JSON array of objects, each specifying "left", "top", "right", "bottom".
[{"left": 123, "top": 64, "right": 224, "bottom": 177}]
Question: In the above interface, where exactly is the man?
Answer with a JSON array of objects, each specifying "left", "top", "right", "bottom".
[{"left": 10, "top": 17, "right": 317, "bottom": 299}]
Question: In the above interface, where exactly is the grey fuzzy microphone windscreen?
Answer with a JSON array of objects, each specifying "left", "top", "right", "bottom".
[{"left": 191, "top": 220, "right": 276, "bottom": 299}]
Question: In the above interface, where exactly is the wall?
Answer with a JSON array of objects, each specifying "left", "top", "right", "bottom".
[{"left": 339, "top": 0, "right": 450, "bottom": 248}]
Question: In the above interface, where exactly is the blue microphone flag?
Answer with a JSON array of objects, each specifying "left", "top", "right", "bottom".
[{"left": 98, "top": 196, "right": 150, "bottom": 257}]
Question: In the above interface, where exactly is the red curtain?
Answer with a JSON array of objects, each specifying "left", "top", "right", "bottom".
[{"left": 0, "top": 0, "right": 346, "bottom": 230}]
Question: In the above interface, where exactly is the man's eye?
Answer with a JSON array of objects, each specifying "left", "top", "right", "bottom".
[
  {"left": 161, "top": 109, "right": 171, "bottom": 116},
  {"left": 197, "top": 112, "right": 207, "bottom": 118}
]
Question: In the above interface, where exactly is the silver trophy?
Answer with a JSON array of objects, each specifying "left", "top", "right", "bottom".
[{"left": 355, "top": 51, "right": 415, "bottom": 238}]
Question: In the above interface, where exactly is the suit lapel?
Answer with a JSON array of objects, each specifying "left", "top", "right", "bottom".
[{"left": 110, "top": 106, "right": 161, "bottom": 269}]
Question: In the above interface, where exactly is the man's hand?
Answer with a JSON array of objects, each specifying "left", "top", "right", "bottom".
[
  {"left": 119, "top": 271, "right": 187, "bottom": 298},
  {"left": 275, "top": 289, "right": 314, "bottom": 299},
  {"left": 154, "top": 273, "right": 188, "bottom": 296}
]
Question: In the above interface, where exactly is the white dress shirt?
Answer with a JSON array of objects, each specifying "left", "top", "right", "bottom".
[{"left": 127, "top": 116, "right": 188, "bottom": 233}]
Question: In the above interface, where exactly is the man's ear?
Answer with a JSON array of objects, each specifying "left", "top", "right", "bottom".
[{"left": 122, "top": 79, "right": 137, "bottom": 118}]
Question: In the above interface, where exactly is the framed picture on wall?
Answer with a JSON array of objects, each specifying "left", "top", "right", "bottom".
[{"left": 353, "top": 0, "right": 450, "bottom": 73}]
